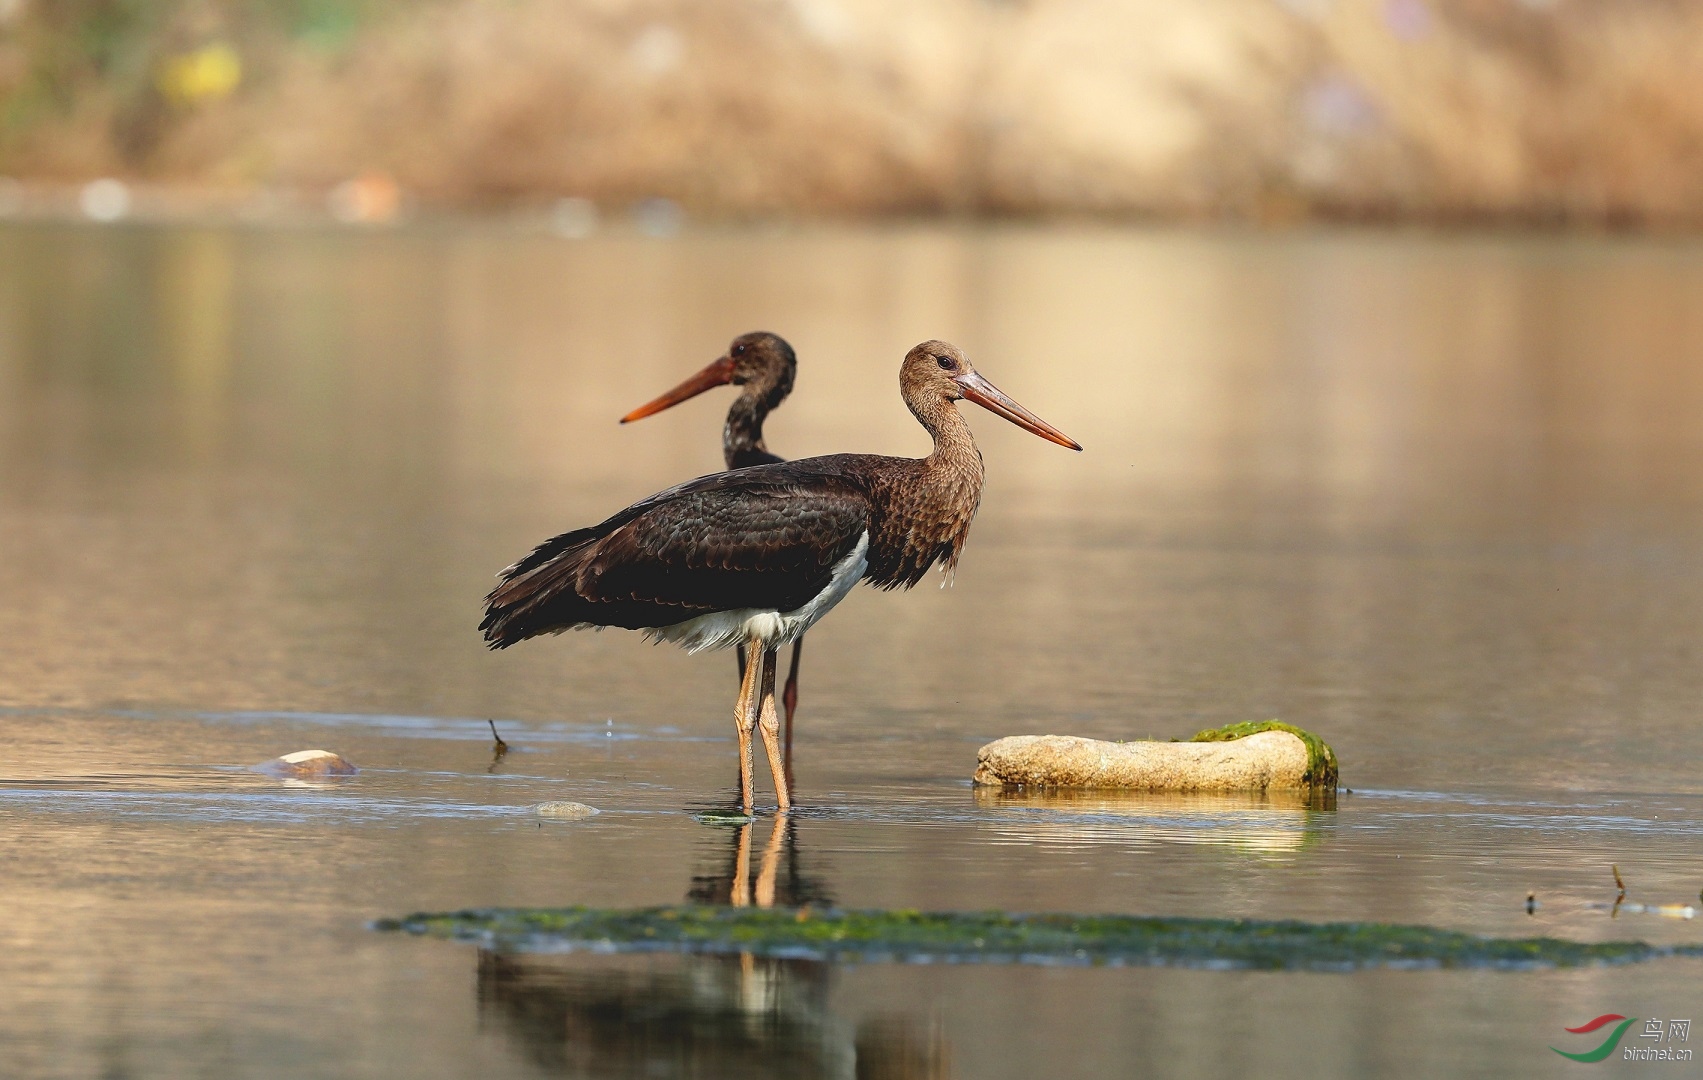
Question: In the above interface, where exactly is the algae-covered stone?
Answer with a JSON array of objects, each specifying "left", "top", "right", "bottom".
[
  {"left": 376, "top": 903, "right": 1701, "bottom": 971},
  {"left": 694, "top": 808, "right": 756, "bottom": 826},
  {"left": 973, "top": 722, "right": 1337, "bottom": 793},
  {"left": 1189, "top": 720, "right": 1338, "bottom": 787},
  {"left": 253, "top": 749, "right": 358, "bottom": 779},
  {"left": 536, "top": 801, "right": 600, "bottom": 820}
]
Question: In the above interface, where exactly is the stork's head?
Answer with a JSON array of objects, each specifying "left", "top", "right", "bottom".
[
  {"left": 901, "top": 340, "right": 1081, "bottom": 451},
  {"left": 621, "top": 332, "right": 796, "bottom": 423}
]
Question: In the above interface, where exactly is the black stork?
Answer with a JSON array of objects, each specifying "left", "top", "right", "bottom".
[
  {"left": 481, "top": 340, "right": 1080, "bottom": 813},
  {"left": 618, "top": 332, "right": 807, "bottom": 779}
]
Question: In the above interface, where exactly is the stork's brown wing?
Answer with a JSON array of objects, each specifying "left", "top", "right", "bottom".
[{"left": 480, "top": 462, "right": 871, "bottom": 648}]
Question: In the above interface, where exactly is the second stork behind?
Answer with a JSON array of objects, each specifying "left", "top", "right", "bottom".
[{"left": 621, "top": 332, "right": 805, "bottom": 776}]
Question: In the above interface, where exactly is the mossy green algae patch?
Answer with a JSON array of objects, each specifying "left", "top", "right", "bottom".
[
  {"left": 1190, "top": 721, "right": 1339, "bottom": 789},
  {"left": 375, "top": 905, "right": 1701, "bottom": 971}
]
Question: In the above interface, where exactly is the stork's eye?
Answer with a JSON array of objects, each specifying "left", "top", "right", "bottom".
[
  {"left": 936, "top": 355, "right": 955, "bottom": 370},
  {"left": 733, "top": 342, "right": 748, "bottom": 356}
]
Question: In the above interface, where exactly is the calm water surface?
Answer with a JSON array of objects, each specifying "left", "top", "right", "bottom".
[{"left": 3, "top": 221, "right": 1703, "bottom": 1078}]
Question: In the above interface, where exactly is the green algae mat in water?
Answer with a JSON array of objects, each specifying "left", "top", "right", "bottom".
[{"left": 375, "top": 905, "right": 1703, "bottom": 971}]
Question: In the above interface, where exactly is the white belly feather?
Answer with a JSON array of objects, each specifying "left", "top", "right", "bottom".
[{"left": 648, "top": 531, "right": 869, "bottom": 653}]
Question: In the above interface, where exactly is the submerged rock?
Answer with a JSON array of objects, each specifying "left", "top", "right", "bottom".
[
  {"left": 974, "top": 722, "right": 1337, "bottom": 793},
  {"left": 536, "top": 801, "right": 600, "bottom": 820},
  {"left": 693, "top": 808, "right": 756, "bottom": 826},
  {"left": 253, "top": 749, "right": 358, "bottom": 779}
]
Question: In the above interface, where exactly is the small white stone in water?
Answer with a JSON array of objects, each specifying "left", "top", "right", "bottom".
[
  {"left": 253, "top": 749, "right": 358, "bottom": 778},
  {"left": 536, "top": 801, "right": 600, "bottom": 820}
]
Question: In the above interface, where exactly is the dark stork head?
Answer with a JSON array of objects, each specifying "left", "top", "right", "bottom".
[
  {"left": 620, "top": 332, "right": 797, "bottom": 425},
  {"left": 901, "top": 340, "right": 1082, "bottom": 451}
]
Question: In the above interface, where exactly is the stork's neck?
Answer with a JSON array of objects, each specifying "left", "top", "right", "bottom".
[
  {"left": 722, "top": 368, "right": 793, "bottom": 469},
  {"left": 859, "top": 390, "right": 985, "bottom": 590},
  {"left": 914, "top": 392, "right": 986, "bottom": 488},
  {"left": 722, "top": 391, "right": 772, "bottom": 468},
  {"left": 913, "top": 397, "right": 986, "bottom": 543}
]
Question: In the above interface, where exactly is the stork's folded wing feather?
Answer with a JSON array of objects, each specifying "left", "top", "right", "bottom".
[{"left": 481, "top": 467, "right": 870, "bottom": 646}]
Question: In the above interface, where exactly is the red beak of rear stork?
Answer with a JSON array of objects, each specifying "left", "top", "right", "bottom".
[
  {"left": 620, "top": 354, "right": 738, "bottom": 423},
  {"left": 954, "top": 370, "right": 1083, "bottom": 451}
]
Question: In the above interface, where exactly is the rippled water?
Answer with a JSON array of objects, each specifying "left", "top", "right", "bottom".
[{"left": 3, "top": 221, "right": 1703, "bottom": 1078}]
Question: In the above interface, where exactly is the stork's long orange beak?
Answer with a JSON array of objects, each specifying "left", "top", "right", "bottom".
[
  {"left": 955, "top": 370, "right": 1082, "bottom": 451},
  {"left": 620, "top": 355, "right": 738, "bottom": 423}
]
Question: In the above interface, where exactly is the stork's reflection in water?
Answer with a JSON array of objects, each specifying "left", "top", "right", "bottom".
[
  {"left": 690, "top": 815, "right": 836, "bottom": 910},
  {"left": 475, "top": 819, "right": 950, "bottom": 1078}
]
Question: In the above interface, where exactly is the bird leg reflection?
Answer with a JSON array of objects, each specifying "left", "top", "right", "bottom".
[
  {"left": 753, "top": 815, "right": 783, "bottom": 906},
  {"left": 734, "top": 636, "right": 763, "bottom": 813},
  {"left": 757, "top": 647, "right": 791, "bottom": 811},
  {"left": 729, "top": 817, "right": 787, "bottom": 908},
  {"left": 731, "top": 821, "right": 752, "bottom": 907}
]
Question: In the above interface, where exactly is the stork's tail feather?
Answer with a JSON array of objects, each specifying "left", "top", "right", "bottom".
[{"left": 479, "top": 526, "right": 603, "bottom": 649}]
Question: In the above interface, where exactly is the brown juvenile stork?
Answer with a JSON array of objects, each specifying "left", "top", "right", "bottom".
[
  {"left": 481, "top": 341, "right": 1080, "bottom": 812},
  {"left": 619, "top": 332, "right": 806, "bottom": 776}
]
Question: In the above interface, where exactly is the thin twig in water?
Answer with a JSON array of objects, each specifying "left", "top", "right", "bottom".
[
  {"left": 487, "top": 720, "right": 510, "bottom": 773},
  {"left": 1612, "top": 864, "right": 1626, "bottom": 895}
]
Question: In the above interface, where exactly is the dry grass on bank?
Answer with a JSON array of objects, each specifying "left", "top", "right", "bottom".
[{"left": 3, "top": 0, "right": 1703, "bottom": 224}]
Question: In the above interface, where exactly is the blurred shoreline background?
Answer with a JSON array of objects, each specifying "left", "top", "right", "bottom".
[{"left": 2, "top": 0, "right": 1703, "bottom": 227}]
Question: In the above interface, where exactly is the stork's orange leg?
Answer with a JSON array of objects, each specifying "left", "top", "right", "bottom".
[
  {"left": 733, "top": 643, "right": 751, "bottom": 794},
  {"left": 734, "top": 636, "right": 763, "bottom": 813},
  {"left": 781, "top": 638, "right": 802, "bottom": 788},
  {"left": 756, "top": 646, "right": 791, "bottom": 811}
]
